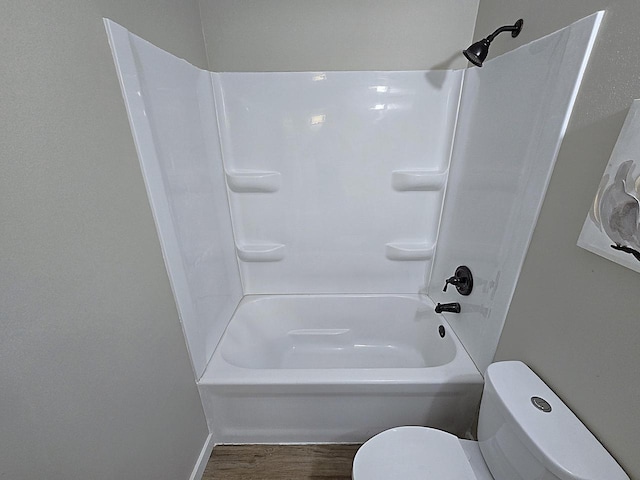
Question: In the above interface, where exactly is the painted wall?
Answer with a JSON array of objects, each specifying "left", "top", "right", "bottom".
[
  {"left": 198, "top": 0, "right": 479, "bottom": 71},
  {"left": 472, "top": 2, "right": 640, "bottom": 478},
  {"left": 0, "top": 2, "right": 209, "bottom": 479}
]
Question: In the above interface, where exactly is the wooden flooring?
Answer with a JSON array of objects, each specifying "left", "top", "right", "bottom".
[{"left": 203, "top": 444, "right": 361, "bottom": 480}]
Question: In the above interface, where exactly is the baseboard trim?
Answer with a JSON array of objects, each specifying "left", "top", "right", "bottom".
[{"left": 189, "top": 433, "right": 214, "bottom": 480}]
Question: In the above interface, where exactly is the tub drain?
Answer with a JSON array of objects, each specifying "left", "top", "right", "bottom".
[{"left": 438, "top": 325, "right": 446, "bottom": 338}]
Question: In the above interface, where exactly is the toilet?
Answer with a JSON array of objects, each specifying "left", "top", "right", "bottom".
[{"left": 352, "top": 361, "right": 629, "bottom": 480}]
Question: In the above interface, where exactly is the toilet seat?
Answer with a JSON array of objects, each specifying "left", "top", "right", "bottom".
[{"left": 352, "top": 426, "right": 479, "bottom": 480}]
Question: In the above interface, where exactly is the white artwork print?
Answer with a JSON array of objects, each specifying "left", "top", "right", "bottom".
[{"left": 578, "top": 99, "right": 640, "bottom": 273}]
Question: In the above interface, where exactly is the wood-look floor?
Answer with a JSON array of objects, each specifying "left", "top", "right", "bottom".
[{"left": 203, "top": 444, "right": 361, "bottom": 479}]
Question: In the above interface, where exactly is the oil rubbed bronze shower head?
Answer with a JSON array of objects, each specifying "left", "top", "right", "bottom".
[{"left": 463, "top": 19, "right": 523, "bottom": 67}]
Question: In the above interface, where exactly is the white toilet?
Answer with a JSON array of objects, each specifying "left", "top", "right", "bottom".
[{"left": 352, "top": 361, "right": 629, "bottom": 480}]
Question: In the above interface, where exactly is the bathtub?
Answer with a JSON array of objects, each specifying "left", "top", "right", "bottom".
[{"left": 198, "top": 294, "right": 483, "bottom": 443}]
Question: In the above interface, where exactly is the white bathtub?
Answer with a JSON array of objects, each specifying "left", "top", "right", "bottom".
[{"left": 198, "top": 294, "right": 483, "bottom": 443}]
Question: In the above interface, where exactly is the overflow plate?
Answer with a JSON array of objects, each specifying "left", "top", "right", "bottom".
[{"left": 531, "top": 396, "right": 552, "bottom": 413}]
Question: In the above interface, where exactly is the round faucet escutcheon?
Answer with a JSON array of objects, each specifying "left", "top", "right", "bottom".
[{"left": 443, "top": 265, "right": 473, "bottom": 296}]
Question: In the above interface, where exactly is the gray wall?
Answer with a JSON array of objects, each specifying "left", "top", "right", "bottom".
[
  {"left": 0, "top": 1, "right": 209, "bottom": 479},
  {"left": 198, "top": 0, "right": 479, "bottom": 71},
  {"left": 472, "top": 2, "right": 640, "bottom": 478}
]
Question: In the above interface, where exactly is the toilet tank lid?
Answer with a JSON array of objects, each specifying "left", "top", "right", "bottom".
[{"left": 485, "top": 361, "right": 629, "bottom": 480}]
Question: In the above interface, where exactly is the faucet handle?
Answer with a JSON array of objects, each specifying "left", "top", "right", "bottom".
[{"left": 443, "top": 276, "right": 461, "bottom": 292}]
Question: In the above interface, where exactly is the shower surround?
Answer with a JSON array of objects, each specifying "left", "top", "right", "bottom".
[{"left": 105, "top": 12, "right": 602, "bottom": 443}]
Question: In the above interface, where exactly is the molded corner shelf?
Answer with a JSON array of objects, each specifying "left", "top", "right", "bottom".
[
  {"left": 226, "top": 170, "right": 281, "bottom": 193},
  {"left": 385, "top": 242, "right": 435, "bottom": 261},
  {"left": 391, "top": 170, "right": 447, "bottom": 191},
  {"left": 236, "top": 243, "right": 286, "bottom": 262}
]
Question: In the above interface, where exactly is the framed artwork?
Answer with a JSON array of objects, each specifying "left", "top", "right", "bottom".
[{"left": 578, "top": 99, "right": 640, "bottom": 274}]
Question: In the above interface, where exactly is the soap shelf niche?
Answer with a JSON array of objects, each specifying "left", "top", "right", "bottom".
[
  {"left": 391, "top": 170, "right": 447, "bottom": 191},
  {"left": 236, "top": 243, "right": 286, "bottom": 262},
  {"left": 385, "top": 242, "right": 435, "bottom": 261},
  {"left": 226, "top": 170, "right": 281, "bottom": 193}
]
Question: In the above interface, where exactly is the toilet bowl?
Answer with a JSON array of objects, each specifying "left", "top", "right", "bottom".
[
  {"left": 353, "top": 426, "right": 493, "bottom": 480},
  {"left": 352, "top": 361, "right": 629, "bottom": 480}
]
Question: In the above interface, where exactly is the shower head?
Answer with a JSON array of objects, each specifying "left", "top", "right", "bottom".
[{"left": 463, "top": 19, "right": 523, "bottom": 67}]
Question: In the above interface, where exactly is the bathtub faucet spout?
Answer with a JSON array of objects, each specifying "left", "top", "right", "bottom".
[{"left": 435, "top": 302, "right": 461, "bottom": 314}]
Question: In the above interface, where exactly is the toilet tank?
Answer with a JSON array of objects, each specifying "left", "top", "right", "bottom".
[{"left": 477, "top": 361, "right": 629, "bottom": 480}]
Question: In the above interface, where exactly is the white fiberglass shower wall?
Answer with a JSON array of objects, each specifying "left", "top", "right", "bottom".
[
  {"left": 105, "top": 11, "right": 602, "bottom": 395},
  {"left": 215, "top": 71, "right": 462, "bottom": 294},
  {"left": 106, "top": 21, "right": 243, "bottom": 378},
  {"left": 107, "top": 18, "right": 464, "bottom": 380},
  {"left": 431, "top": 12, "right": 603, "bottom": 372}
]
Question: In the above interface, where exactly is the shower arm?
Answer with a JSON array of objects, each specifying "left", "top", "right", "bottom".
[{"left": 486, "top": 20, "right": 524, "bottom": 43}]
